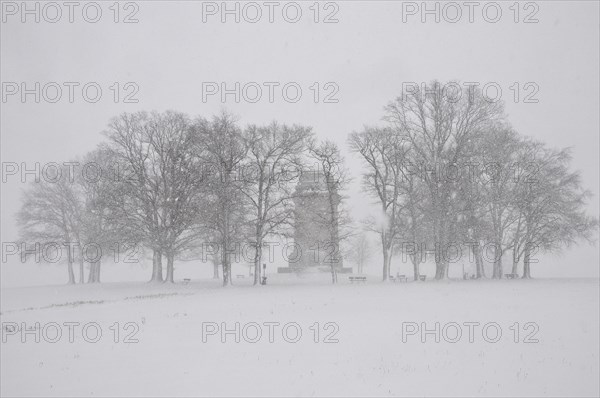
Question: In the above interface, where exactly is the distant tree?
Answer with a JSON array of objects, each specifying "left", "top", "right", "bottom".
[
  {"left": 210, "top": 252, "right": 220, "bottom": 279},
  {"left": 241, "top": 122, "right": 312, "bottom": 285},
  {"left": 309, "top": 140, "right": 352, "bottom": 284},
  {"left": 454, "top": 132, "right": 491, "bottom": 279},
  {"left": 511, "top": 143, "right": 598, "bottom": 278},
  {"left": 348, "top": 127, "right": 409, "bottom": 281},
  {"left": 349, "top": 232, "right": 372, "bottom": 274},
  {"left": 75, "top": 146, "right": 141, "bottom": 283},
  {"left": 392, "top": 166, "right": 430, "bottom": 281},
  {"left": 155, "top": 113, "right": 206, "bottom": 283},
  {"left": 17, "top": 165, "right": 81, "bottom": 284},
  {"left": 104, "top": 112, "right": 167, "bottom": 282},
  {"left": 194, "top": 111, "right": 249, "bottom": 286},
  {"left": 477, "top": 126, "right": 523, "bottom": 279},
  {"left": 385, "top": 80, "right": 505, "bottom": 279},
  {"left": 104, "top": 111, "right": 205, "bottom": 283}
]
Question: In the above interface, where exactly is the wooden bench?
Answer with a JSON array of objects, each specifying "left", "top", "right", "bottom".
[
  {"left": 349, "top": 276, "right": 367, "bottom": 284},
  {"left": 390, "top": 274, "right": 408, "bottom": 283},
  {"left": 236, "top": 275, "right": 245, "bottom": 279},
  {"left": 504, "top": 273, "right": 519, "bottom": 279},
  {"left": 418, "top": 275, "right": 427, "bottom": 282},
  {"left": 182, "top": 278, "right": 191, "bottom": 285}
]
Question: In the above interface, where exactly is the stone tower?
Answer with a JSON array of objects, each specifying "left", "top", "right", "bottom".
[{"left": 278, "top": 169, "right": 350, "bottom": 273}]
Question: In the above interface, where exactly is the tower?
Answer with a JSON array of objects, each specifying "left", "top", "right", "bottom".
[{"left": 278, "top": 169, "right": 350, "bottom": 273}]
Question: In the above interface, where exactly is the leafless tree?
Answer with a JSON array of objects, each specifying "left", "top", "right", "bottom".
[
  {"left": 241, "top": 122, "right": 312, "bottom": 285},
  {"left": 348, "top": 127, "right": 409, "bottom": 281},
  {"left": 511, "top": 143, "right": 598, "bottom": 278},
  {"left": 392, "top": 166, "right": 430, "bottom": 281},
  {"left": 309, "top": 140, "right": 351, "bottom": 284},
  {"left": 349, "top": 232, "right": 372, "bottom": 274},
  {"left": 17, "top": 165, "right": 81, "bottom": 284},
  {"left": 384, "top": 80, "right": 504, "bottom": 279},
  {"left": 477, "top": 126, "right": 523, "bottom": 279},
  {"left": 75, "top": 146, "right": 136, "bottom": 283},
  {"left": 104, "top": 111, "right": 200, "bottom": 283},
  {"left": 154, "top": 113, "right": 206, "bottom": 283},
  {"left": 193, "top": 111, "right": 249, "bottom": 286}
]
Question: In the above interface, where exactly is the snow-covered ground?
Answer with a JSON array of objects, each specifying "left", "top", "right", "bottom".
[{"left": 1, "top": 275, "right": 598, "bottom": 397}]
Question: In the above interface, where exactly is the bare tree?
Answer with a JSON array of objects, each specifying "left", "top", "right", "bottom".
[
  {"left": 349, "top": 232, "right": 372, "bottom": 274},
  {"left": 348, "top": 127, "right": 409, "bottom": 281},
  {"left": 74, "top": 146, "right": 143, "bottom": 283},
  {"left": 392, "top": 167, "right": 430, "bottom": 281},
  {"left": 309, "top": 140, "right": 351, "bottom": 284},
  {"left": 104, "top": 112, "right": 167, "bottom": 282},
  {"left": 104, "top": 111, "right": 205, "bottom": 283},
  {"left": 241, "top": 122, "right": 312, "bottom": 285},
  {"left": 511, "top": 143, "right": 598, "bottom": 278},
  {"left": 194, "top": 111, "right": 248, "bottom": 286},
  {"left": 455, "top": 135, "right": 490, "bottom": 279},
  {"left": 384, "top": 80, "right": 504, "bottom": 279},
  {"left": 155, "top": 113, "right": 206, "bottom": 283},
  {"left": 477, "top": 126, "right": 523, "bottom": 279},
  {"left": 17, "top": 165, "right": 81, "bottom": 284}
]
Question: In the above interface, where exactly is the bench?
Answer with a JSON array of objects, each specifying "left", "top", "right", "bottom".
[
  {"left": 418, "top": 275, "right": 426, "bottom": 282},
  {"left": 504, "top": 273, "right": 519, "bottom": 279},
  {"left": 390, "top": 274, "right": 408, "bottom": 283},
  {"left": 236, "top": 275, "right": 245, "bottom": 279},
  {"left": 182, "top": 278, "right": 191, "bottom": 285},
  {"left": 349, "top": 276, "right": 367, "bottom": 284}
]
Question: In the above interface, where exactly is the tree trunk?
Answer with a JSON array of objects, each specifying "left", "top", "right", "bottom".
[
  {"left": 411, "top": 254, "right": 419, "bottom": 281},
  {"left": 382, "top": 246, "right": 389, "bottom": 281},
  {"left": 67, "top": 260, "right": 75, "bottom": 284},
  {"left": 434, "top": 226, "right": 448, "bottom": 280},
  {"left": 222, "top": 261, "right": 230, "bottom": 286},
  {"left": 222, "top": 238, "right": 231, "bottom": 287},
  {"left": 253, "top": 241, "right": 262, "bottom": 286},
  {"left": 434, "top": 204, "right": 447, "bottom": 280},
  {"left": 164, "top": 251, "right": 175, "bottom": 283},
  {"left": 222, "top": 189, "right": 231, "bottom": 287},
  {"left": 212, "top": 261, "right": 220, "bottom": 279},
  {"left": 511, "top": 260, "right": 519, "bottom": 275},
  {"left": 150, "top": 249, "right": 163, "bottom": 282},
  {"left": 522, "top": 245, "right": 532, "bottom": 279},
  {"left": 472, "top": 243, "right": 484, "bottom": 278},
  {"left": 94, "top": 260, "right": 101, "bottom": 283},
  {"left": 479, "top": 249, "right": 487, "bottom": 278},
  {"left": 87, "top": 262, "right": 96, "bottom": 283},
  {"left": 512, "top": 215, "right": 523, "bottom": 276},
  {"left": 87, "top": 260, "right": 101, "bottom": 283},
  {"left": 79, "top": 257, "right": 85, "bottom": 284},
  {"left": 386, "top": 248, "right": 393, "bottom": 281},
  {"left": 492, "top": 246, "right": 503, "bottom": 279},
  {"left": 434, "top": 254, "right": 446, "bottom": 280}
]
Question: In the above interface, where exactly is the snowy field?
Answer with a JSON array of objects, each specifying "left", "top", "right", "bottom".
[{"left": 1, "top": 275, "right": 598, "bottom": 397}]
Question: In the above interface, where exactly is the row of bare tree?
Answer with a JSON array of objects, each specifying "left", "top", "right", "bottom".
[
  {"left": 349, "top": 81, "right": 598, "bottom": 281},
  {"left": 17, "top": 111, "right": 350, "bottom": 286},
  {"left": 17, "top": 81, "right": 597, "bottom": 285}
]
